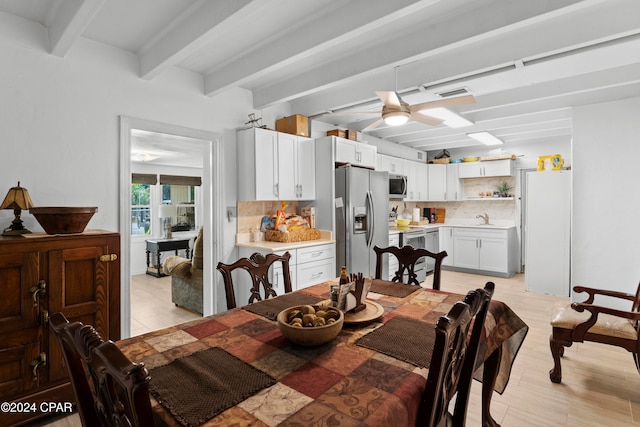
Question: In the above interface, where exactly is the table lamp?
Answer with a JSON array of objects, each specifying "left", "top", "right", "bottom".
[
  {"left": 1, "top": 181, "right": 34, "bottom": 235},
  {"left": 158, "top": 204, "right": 177, "bottom": 239}
]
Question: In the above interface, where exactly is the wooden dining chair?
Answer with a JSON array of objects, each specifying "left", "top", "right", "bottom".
[
  {"left": 216, "top": 251, "right": 293, "bottom": 309},
  {"left": 374, "top": 245, "right": 448, "bottom": 289},
  {"left": 549, "top": 281, "right": 640, "bottom": 383},
  {"left": 49, "top": 312, "right": 155, "bottom": 427},
  {"left": 416, "top": 282, "right": 495, "bottom": 427}
]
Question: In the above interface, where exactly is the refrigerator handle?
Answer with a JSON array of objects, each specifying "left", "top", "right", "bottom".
[{"left": 366, "top": 190, "right": 375, "bottom": 247}]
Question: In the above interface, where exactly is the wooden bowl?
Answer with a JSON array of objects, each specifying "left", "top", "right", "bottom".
[
  {"left": 30, "top": 207, "right": 97, "bottom": 234},
  {"left": 277, "top": 305, "right": 344, "bottom": 346}
]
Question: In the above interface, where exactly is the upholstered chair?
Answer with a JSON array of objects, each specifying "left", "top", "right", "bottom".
[{"left": 163, "top": 227, "right": 203, "bottom": 314}]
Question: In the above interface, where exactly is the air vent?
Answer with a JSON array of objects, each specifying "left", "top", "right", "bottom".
[
  {"left": 437, "top": 88, "right": 469, "bottom": 98},
  {"left": 416, "top": 151, "right": 425, "bottom": 161}
]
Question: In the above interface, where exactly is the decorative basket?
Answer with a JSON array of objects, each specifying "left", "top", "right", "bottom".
[
  {"left": 265, "top": 228, "right": 321, "bottom": 243},
  {"left": 428, "top": 158, "right": 450, "bottom": 164}
]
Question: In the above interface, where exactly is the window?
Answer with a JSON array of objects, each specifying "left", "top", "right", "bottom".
[
  {"left": 160, "top": 175, "right": 201, "bottom": 232},
  {"left": 131, "top": 173, "right": 156, "bottom": 236}
]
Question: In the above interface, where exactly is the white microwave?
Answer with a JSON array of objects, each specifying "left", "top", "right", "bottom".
[{"left": 389, "top": 174, "right": 407, "bottom": 198}]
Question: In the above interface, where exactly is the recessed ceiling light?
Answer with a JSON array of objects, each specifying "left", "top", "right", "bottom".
[
  {"left": 467, "top": 131, "right": 504, "bottom": 145},
  {"left": 419, "top": 107, "right": 473, "bottom": 128}
]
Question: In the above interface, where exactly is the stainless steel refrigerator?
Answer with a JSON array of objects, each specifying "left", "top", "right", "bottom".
[{"left": 335, "top": 166, "right": 389, "bottom": 277}]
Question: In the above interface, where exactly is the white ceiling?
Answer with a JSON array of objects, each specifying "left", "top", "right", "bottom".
[{"left": 2, "top": 0, "right": 640, "bottom": 155}]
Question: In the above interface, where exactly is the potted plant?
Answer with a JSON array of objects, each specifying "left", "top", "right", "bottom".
[{"left": 496, "top": 181, "right": 514, "bottom": 198}]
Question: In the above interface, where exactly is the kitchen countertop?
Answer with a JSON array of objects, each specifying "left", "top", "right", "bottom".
[
  {"left": 236, "top": 229, "right": 335, "bottom": 251},
  {"left": 388, "top": 222, "right": 515, "bottom": 232}
]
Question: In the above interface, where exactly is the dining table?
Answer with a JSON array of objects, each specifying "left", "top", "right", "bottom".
[{"left": 117, "top": 278, "right": 528, "bottom": 427}]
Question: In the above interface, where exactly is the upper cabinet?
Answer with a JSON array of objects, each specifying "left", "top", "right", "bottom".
[
  {"left": 458, "top": 159, "right": 513, "bottom": 178},
  {"left": 445, "top": 163, "right": 463, "bottom": 201},
  {"left": 405, "top": 160, "right": 428, "bottom": 201},
  {"left": 237, "top": 128, "right": 315, "bottom": 201},
  {"left": 377, "top": 153, "right": 405, "bottom": 175},
  {"left": 335, "top": 137, "right": 376, "bottom": 169},
  {"left": 427, "top": 164, "right": 447, "bottom": 201}
]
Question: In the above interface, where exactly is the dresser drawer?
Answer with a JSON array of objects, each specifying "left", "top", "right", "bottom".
[{"left": 296, "top": 243, "right": 335, "bottom": 264}]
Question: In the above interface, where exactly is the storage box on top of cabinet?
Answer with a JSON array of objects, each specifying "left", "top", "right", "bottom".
[{"left": 276, "top": 114, "right": 309, "bottom": 137}]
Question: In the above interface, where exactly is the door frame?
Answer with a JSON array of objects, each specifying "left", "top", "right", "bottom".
[{"left": 119, "top": 116, "right": 223, "bottom": 337}]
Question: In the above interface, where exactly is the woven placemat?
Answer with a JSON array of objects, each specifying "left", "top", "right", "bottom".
[
  {"left": 369, "top": 279, "right": 421, "bottom": 298},
  {"left": 149, "top": 347, "right": 275, "bottom": 427},
  {"left": 356, "top": 316, "right": 435, "bottom": 368},
  {"left": 243, "top": 292, "right": 324, "bottom": 321}
]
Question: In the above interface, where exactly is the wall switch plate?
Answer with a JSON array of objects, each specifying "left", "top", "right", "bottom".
[{"left": 226, "top": 206, "right": 237, "bottom": 222}]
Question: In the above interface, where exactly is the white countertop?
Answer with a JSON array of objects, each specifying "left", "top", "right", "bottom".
[
  {"left": 236, "top": 230, "right": 335, "bottom": 251},
  {"left": 388, "top": 221, "right": 515, "bottom": 232}
]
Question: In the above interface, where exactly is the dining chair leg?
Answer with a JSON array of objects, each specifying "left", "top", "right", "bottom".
[{"left": 481, "top": 346, "right": 502, "bottom": 427}]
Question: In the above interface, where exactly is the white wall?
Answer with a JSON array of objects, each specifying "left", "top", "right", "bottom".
[
  {"left": 0, "top": 34, "right": 289, "bottom": 315},
  {"left": 572, "top": 97, "right": 640, "bottom": 306}
]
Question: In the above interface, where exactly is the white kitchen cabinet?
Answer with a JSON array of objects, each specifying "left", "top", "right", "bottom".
[
  {"left": 451, "top": 227, "right": 516, "bottom": 276},
  {"left": 427, "top": 164, "right": 447, "bottom": 201},
  {"left": 439, "top": 226, "right": 454, "bottom": 266},
  {"left": 387, "top": 233, "right": 400, "bottom": 280},
  {"left": 445, "top": 164, "right": 462, "bottom": 201},
  {"left": 425, "top": 229, "right": 439, "bottom": 272},
  {"left": 404, "top": 160, "right": 428, "bottom": 201},
  {"left": 377, "top": 154, "right": 405, "bottom": 175},
  {"left": 238, "top": 243, "right": 335, "bottom": 300},
  {"left": 237, "top": 128, "right": 315, "bottom": 201},
  {"left": 335, "top": 137, "right": 376, "bottom": 169},
  {"left": 458, "top": 159, "right": 513, "bottom": 178}
]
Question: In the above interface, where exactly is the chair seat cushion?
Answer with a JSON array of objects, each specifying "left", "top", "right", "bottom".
[{"left": 551, "top": 302, "right": 638, "bottom": 340}]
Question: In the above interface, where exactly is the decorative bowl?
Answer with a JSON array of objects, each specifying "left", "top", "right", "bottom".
[
  {"left": 30, "top": 207, "right": 98, "bottom": 234},
  {"left": 463, "top": 156, "right": 479, "bottom": 162},
  {"left": 396, "top": 219, "right": 411, "bottom": 227},
  {"left": 277, "top": 305, "right": 344, "bottom": 346}
]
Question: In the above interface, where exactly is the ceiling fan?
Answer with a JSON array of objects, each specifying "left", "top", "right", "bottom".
[{"left": 323, "top": 68, "right": 476, "bottom": 132}]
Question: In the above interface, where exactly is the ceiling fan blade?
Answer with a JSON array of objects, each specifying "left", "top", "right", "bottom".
[
  {"left": 361, "top": 118, "right": 385, "bottom": 132},
  {"left": 410, "top": 111, "right": 444, "bottom": 126},
  {"left": 409, "top": 94, "right": 476, "bottom": 113},
  {"left": 375, "top": 91, "right": 402, "bottom": 108},
  {"left": 321, "top": 111, "right": 380, "bottom": 117}
]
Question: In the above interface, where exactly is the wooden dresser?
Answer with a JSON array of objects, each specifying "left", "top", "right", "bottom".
[{"left": 0, "top": 230, "right": 120, "bottom": 426}]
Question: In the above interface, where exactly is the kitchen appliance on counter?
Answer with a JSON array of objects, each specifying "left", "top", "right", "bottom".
[
  {"left": 389, "top": 174, "right": 407, "bottom": 198},
  {"left": 335, "top": 166, "right": 389, "bottom": 277}
]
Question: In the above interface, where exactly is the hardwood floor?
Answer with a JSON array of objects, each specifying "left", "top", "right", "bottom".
[{"left": 35, "top": 271, "right": 640, "bottom": 426}]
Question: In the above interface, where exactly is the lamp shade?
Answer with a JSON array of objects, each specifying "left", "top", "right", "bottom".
[
  {"left": 1, "top": 181, "right": 34, "bottom": 210},
  {"left": 158, "top": 204, "right": 177, "bottom": 219}
]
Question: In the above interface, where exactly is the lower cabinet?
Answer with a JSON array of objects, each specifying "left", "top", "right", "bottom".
[
  {"left": 451, "top": 227, "right": 516, "bottom": 277},
  {"left": 439, "top": 226, "right": 454, "bottom": 266},
  {"left": 387, "top": 233, "right": 401, "bottom": 280},
  {"left": 238, "top": 242, "right": 336, "bottom": 300},
  {"left": 0, "top": 231, "right": 120, "bottom": 427}
]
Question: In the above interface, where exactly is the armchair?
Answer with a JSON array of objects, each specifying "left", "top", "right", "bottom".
[
  {"left": 549, "top": 282, "right": 640, "bottom": 383},
  {"left": 163, "top": 227, "right": 203, "bottom": 314}
]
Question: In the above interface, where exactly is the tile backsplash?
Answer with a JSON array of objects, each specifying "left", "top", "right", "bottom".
[{"left": 237, "top": 201, "right": 299, "bottom": 233}]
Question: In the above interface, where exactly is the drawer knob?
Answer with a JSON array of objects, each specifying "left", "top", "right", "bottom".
[{"left": 99, "top": 254, "right": 118, "bottom": 262}]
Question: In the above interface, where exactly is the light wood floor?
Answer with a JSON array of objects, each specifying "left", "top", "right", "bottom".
[{"left": 36, "top": 271, "right": 640, "bottom": 426}]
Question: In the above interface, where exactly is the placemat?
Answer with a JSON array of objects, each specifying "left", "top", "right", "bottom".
[
  {"left": 149, "top": 347, "right": 276, "bottom": 427},
  {"left": 356, "top": 316, "right": 435, "bottom": 368},
  {"left": 369, "top": 279, "right": 421, "bottom": 298},
  {"left": 243, "top": 292, "right": 324, "bottom": 321}
]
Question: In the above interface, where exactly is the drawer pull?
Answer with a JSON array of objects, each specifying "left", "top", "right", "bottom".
[
  {"left": 99, "top": 254, "right": 118, "bottom": 262},
  {"left": 311, "top": 251, "right": 323, "bottom": 257},
  {"left": 31, "top": 352, "right": 46, "bottom": 382},
  {"left": 29, "top": 280, "right": 46, "bottom": 306},
  {"left": 311, "top": 272, "right": 323, "bottom": 278}
]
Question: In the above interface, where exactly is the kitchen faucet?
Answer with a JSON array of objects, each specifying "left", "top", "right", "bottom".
[{"left": 476, "top": 213, "right": 490, "bottom": 224}]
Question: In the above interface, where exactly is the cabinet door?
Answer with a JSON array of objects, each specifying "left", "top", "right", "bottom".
[
  {"left": 357, "top": 142, "right": 377, "bottom": 169},
  {"left": 47, "top": 244, "right": 113, "bottom": 383},
  {"left": 439, "top": 227, "right": 454, "bottom": 266},
  {"left": 335, "top": 138, "right": 358, "bottom": 164},
  {"left": 453, "top": 235, "right": 479, "bottom": 269},
  {"left": 254, "top": 129, "right": 279, "bottom": 200},
  {"left": 445, "top": 164, "right": 461, "bottom": 201},
  {"left": 427, "top": 164, "right": 447, "bottom": 201},
  {"left": 458, "top": 162, "right": 482, "bottom": 178},
  {"left": 479, "top": 237, "right": 508, "bottom": 272},
  {"left": 0, "top": 252, "right": 41, "bottom": 397},
  {"left": 378, "top": 154, "right": 404, "bottom": 174},
  {"left": 277, "top": 132, "right": 297, "bottom": 200},
  {"left": 296, "top": 137, "right": 316, "bottom": 199},
  {"left": 425, "top": 231, "right": 439, "bottom": 271},
  {"left": 483, "top": 159, "right": 512, "bottom": 177}
]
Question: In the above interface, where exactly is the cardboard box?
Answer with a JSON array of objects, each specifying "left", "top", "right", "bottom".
[
  {"left": 346, "top": 129, "right": 358, "bottom": 140},
  {"left": 327, "top": 129, "right": 346, "bottom": 138},
  {"left": 276, "top": 114, "right": 309, "bottom": 136}
]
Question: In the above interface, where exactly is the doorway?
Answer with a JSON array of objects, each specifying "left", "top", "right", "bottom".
[{"left": 119, "top": 116, "right": 223, "bottom": 338}]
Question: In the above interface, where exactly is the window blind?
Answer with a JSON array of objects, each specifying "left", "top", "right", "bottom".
[
  {"left": 159, "top": 175, "right": 202, "bottom": 186},
  {"left": 131, "top": 173, "right": 157, "bottom": 185}
]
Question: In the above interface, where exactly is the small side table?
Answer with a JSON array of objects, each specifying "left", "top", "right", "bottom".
[{"left": 145, "top": 238, "right": 191, "bottom": 278}]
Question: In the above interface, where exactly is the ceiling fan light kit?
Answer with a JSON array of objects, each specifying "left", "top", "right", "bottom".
[
  {"left": 467, "top": 131, "right": 504, "bottom": 146},
  {"left": 383, "top": 110, "right": 410, "bottom": 126}
]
